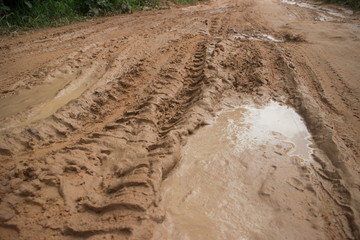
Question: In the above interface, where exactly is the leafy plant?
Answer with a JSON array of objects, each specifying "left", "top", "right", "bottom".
[
  {"left": 171, "top": 0, "right": 196, "bottom": 5},
  {"left": 0, "top": 0, "right": 186, "bottom": 33},
  {"left": 319, "top": 0, "right": 360, "bottom": 10}
]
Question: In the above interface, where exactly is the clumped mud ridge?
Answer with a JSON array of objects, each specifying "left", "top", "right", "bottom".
[{"left": 0, "top": 0, "right": 360, "bottom": 239}]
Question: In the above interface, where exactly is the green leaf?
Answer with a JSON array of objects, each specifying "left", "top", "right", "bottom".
[{"left": 24, "top": 1, "right": 33, "bottom": 9}]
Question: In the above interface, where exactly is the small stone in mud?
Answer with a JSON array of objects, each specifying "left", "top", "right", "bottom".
[
  {"left": 0, "top": 207, "right": 15, "bottom": 222},
  {"left": 17, "top": 182, "right": 37, "bottom": 197},
  {"left": 8, "top": 178, "right": 22, "bottom": 189},
  {"left": 0, "top": 148, "right": 13, "bottom": 156},
  {"left": 208, "top": 64, "right": 215, "bottom": 70},
  {"left": 283, "top": 33, "right": 305, "bottom": 42}
]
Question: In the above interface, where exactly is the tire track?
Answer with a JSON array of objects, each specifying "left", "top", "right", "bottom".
[{"left": 1, "top": 0, "right": 360, "bottom": 239}]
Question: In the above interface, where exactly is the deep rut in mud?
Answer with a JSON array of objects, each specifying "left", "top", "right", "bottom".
[{"left": 0, "top": 0, "right": 360, "bottom": 239}]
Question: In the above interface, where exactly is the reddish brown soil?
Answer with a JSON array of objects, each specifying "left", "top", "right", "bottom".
[{"left": 0, "top": 0, "right": 359, "bottom": 239}]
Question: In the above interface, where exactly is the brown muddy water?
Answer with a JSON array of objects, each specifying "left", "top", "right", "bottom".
[
  {"left": 0, "top": 74, "right": 74, "bottom": 122},
  {"left": 160, "top": 102, "right": 325, "bottom": 240},
  {"left": 0, "top": 65, "right": 101, "bottom": 127}
]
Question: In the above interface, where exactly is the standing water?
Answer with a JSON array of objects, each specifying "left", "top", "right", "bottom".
[{"left": 159, "top": 102, "right": 325, "bottom": 240}]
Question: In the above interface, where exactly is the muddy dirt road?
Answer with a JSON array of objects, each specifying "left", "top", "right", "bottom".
[{"left": 0, "top": 0, "right": 360, "bottom": 239}]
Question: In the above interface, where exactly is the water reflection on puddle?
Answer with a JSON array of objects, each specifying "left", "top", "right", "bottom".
[
  {"left": 229, "top": 102, "right": 313, "bottom": 161},
  {"left": 159, "top": 102, "right": 318, "bottom": 240},
  {"left": 281, "top": 0, "right": 351, "bottom": 21},
  {"left": 234, "top": 33, "right": 283, "bottom": 42}
]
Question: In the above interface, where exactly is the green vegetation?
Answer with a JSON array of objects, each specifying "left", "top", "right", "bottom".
[
  {"left": 171, "top": 0, "right": 197, "bottom": 5},
  {"left": 0, "top": 0, "right": 159, "bottom": 33},
  {"left": 320, "top": 0, "right": 360, "bottom": 10},
  {"left": 0, "top": 0, "right": 358, "bottom": 34}
]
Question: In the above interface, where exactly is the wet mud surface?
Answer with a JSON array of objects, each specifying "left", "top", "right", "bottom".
[
  {"left": 160, "top": 103, "right": 320, "bottom": 239},
  {"left": 0, "top": 0, "right": 360, "bottom": 239}
]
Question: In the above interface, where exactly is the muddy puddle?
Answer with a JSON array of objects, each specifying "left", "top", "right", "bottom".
[
  {"left": 235, "top": 102, "right": 313, "bottom": 160},
  {"left": 281, "top": 0, "right": 352, "bottom": 21},
  {"left": 24, "top": 67, "right": 100, "bottom": 125},
  {"left": 0, "top": 74, "right": 74, "bottom": 122},
  {"left": 0, "top": 65, "right": 102, "bottom": 127},
  {"left": 160, "top": 102, "right": 325, "bottom": 240}
]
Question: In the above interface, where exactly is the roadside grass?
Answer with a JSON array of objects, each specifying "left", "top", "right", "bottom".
[
  {"left": 1, "top": 0, "right": 82, "bottom": 33},
  {"left": 1, "top": 0, "right": 359, "bottom": 35},
  {"left": 0, "top": 0, "right": 159, "bottom": 34},
  {"left": 0, "top": 0, "right": 209, "bottom": 34},
  {"left": 319, "top": 0, "right": 360, "bottom": 10},
  {"left": 171, "top": 0, "right": 197, "bottom": 5}
]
